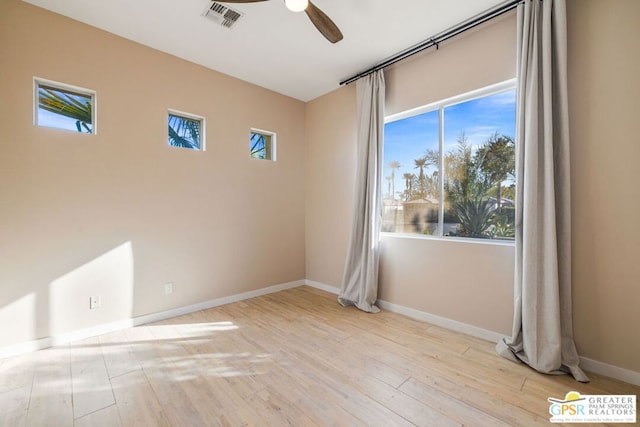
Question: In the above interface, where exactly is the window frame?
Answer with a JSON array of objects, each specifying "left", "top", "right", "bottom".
[
  {"left": 167, "top": 109, "right": 206, "bottom": 151},
  {"left": 382, "top": 78, "right": 517, "bottom": 244},
  {"left": 249, "top": 128, "right": 277, "bottom": 161},
  {"left": 34, "top": 77, "right": 97, "bottom": 134}
]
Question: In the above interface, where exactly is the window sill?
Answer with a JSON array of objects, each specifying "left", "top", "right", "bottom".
[{"left": 380, "top": 232, "right": 515, "bottom": 247}]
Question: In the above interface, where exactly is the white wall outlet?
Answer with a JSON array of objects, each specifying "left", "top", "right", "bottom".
[
  {"left": 89, "top": 296, "right": 101, "bottom": 309},
  {"left": 164, "top": 282, "right": 173, "bottom": 295}
]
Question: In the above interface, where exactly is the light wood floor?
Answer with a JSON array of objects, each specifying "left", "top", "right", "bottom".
[{"left": 1, "top": 286, "right": 638, "bottom": 426}]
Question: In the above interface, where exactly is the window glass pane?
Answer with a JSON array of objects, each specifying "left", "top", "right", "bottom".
[
  {"left": 168, "top": 113, "right": 202, "bottom": 150},
  {"left": 383, "top": 110, "right": 440, "bottom": 235},
  {"left": 443, "top": 90, "right": 516, "bottom": 239},
  {"left": 250, "top": 130, "right": 274, "bottom": 160},
  {"left": 37, "top": 84, "right": 93, "bottom": 133},
  {"left": 382, "top": 84, "right": 516, "bottom": 241}
]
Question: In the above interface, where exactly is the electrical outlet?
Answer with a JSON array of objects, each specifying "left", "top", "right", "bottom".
[
  {"left": 164, "top": 282, "right": 173, "bottom": 295},
  {"left": 89, "top": 296, "right": 101, "bottom": 309}
]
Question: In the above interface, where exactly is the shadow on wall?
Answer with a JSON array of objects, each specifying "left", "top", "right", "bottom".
[{"left": 0, "top": 241, "right": 135, "bottom": 348}]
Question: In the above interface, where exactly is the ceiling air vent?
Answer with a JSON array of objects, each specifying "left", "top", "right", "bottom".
[{"left": 203, "top": 1, "right": 244, "bottom": 29}]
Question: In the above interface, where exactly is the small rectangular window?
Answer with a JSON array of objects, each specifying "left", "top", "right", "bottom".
[
  {"left": 168, "top": 110, "right": 204, "bottom": 151},
  {"left": 35, "top": 78, "right": 95, "bottom": 134},
  {"left": 250, "top": 129, "right": 276, "bottom": 161}
]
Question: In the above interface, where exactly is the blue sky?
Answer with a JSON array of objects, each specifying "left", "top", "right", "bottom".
[
  {"left": 38, "top": 109, "right": 81, "bottom": 131},
  {"left": 384, "top": 89, "right": 516, "bottom": 197}
]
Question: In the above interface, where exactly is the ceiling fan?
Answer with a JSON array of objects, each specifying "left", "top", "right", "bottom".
[{"left": 218, "top": 0, "right": 343, "bottom": 43}]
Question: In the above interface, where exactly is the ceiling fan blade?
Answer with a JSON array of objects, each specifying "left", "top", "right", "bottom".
[{"left": 305, "top": 1, "right": 343, "bottom": 44}]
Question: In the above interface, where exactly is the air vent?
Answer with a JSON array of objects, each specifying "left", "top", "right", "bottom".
[{"left": 203, "top": 1, "right": 244, "bottom": 29}]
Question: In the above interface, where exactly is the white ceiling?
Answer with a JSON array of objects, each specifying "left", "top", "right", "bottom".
[{"left": 23, "top": 0, "right": 505, "bottom": 102}]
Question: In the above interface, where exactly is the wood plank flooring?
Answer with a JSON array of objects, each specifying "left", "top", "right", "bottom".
[{"left": 1, "top": 286, "right": 638, "bottom": 426}]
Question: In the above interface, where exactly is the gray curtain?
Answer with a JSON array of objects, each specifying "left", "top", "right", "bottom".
[
  {"left": 338, "top": 70, "right": 385, "bottom": 313},
  {"left": 496, "top": 0, "right": 588, "bottom": 382}
]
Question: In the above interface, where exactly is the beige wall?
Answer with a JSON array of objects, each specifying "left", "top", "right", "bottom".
[
  {"left": 385, "top": 13, "right": 517, "bottom": 116},
  {"left": 0, "top": 0, "right": 306, "bottom": 346},
  {"left": 567, "top": 0, "right": 640, "bottom": 373},
  {"left": 306, "top": 14, "right": 518, "bottom": 336},
  {"left": 304, "top": 86, "right": 357, "bottom": 287}
]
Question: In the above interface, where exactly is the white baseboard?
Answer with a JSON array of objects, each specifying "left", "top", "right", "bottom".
[
  {"left": 0, "top": 337, "right": 53, "bottom": 359},
  {"left": 579, "top": 356, "right": 640, "bottom": 387},
  {"left": 51, "top": 318, "right": 137, "bottom": 347},
  {"left": 376, "top": 299, "right": 505, "bottom": 343},
  {"left": 303, "top": 279, "right": 502, "bottom": 342},
  {"left": 0, "top": 279, "right": 304, "bottom": 359},
  {"left": 132, "top": 279, "right": 304, "bottom": 327},
  {"left": 304, "top": 280, "right": 640, "bottom": 387},
  {"left": 304, "top": 279, "right": 340, "bottom": 295}
]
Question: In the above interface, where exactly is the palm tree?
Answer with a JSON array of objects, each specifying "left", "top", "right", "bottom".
[
  {"left": 444, "top": 136, "right": 494, "bottom": 238},
  {"left": 423, "top": 149, "right": 441, "bottom": 199},
  {"left": 38, "top": 87, "right": 92, "bottom": 133},
  {"left": 414, "top": 157, "right": 429, "bottom": 198},
  {"left": 387, "top": 161, "right": 402, "bottom": 200},
  {"left": 402, "top": 173, "right": 415, "bottom": 200},
  {"left": 474, "top": 133, "right": 515, "bottom": 214},
  {"left": 426, "top": 171, "right": 439, "bottom": 199}
]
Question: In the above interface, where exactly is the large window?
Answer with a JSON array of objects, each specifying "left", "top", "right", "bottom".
[
  {"left": 383, "top": 81, "right": 516, "bottom": 241},
  {"left": 35, "top": 78, "right": 95, "bottom": 134}
]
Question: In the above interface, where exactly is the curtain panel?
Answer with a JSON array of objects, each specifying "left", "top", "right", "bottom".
[
  {"left": 497, "top": 0, "right": 588, "bottom": 382},
  {"left": 338, "top": 70, "right": 385, "bottom": 313}
]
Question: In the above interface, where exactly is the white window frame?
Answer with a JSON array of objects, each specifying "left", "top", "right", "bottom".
[
  {"left": 383, "top": 79, "right": 517, "bottom": 244},
  {"left": 34, "top": 77, "right": 97, "bottom": 134},
  {"left": 250, "top": 128, "right": 277, "bottom": 161},
  {"left": 167, "top": 109, "right": 206, "bottom": 151}
]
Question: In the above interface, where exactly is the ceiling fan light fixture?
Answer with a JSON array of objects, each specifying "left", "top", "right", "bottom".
[{"left": 284, "top": 0, "right": 308, "bottom": 13}]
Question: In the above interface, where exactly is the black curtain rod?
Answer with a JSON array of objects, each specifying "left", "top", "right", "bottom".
[{"left": 339, "top": 0, "right": 523, "bottom": 86}]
